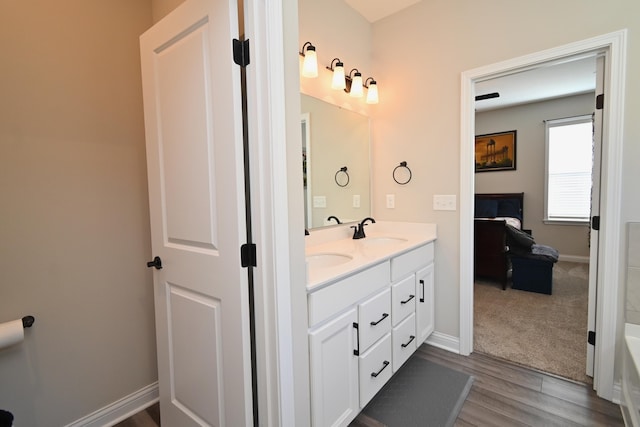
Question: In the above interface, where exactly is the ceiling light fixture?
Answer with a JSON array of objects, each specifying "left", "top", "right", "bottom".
[{"left": 299, "top": 42, "right": 318, "bottom": 78}]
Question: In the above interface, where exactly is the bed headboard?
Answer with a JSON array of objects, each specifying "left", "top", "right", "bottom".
[{"left": 475, "top": 192, "right": 524, "bottom": 226}]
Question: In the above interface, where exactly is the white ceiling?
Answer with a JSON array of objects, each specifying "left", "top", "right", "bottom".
[
  {"left": 344, "top": 0, "right": 597, "bottom": 111},
  {"left": 474, "top": 56, "right": 597, "bottom": 112},
  {"left": 344, "top": 0, "right": 422, "bottom": 23}
]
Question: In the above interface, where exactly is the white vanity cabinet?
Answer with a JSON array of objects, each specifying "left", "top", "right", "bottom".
[
  {"left": 389, "top": 243, "right": 434, "bottom": 372},
  {"left": 308, "top": 262, "right": 390, "bottom": 427},
  {"left": 307, "top": 239, "right": 436, "bottom": 427},
  {"left": 416, "top": 263, "right": 435, "bottom": 345},
  {"left": 309, "top": 307, "right": 359, "bottom": 427}
]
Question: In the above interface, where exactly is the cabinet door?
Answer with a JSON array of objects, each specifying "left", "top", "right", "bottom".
[
  {"left": 309, "top": 308, "right": 359, "bottom": 427},
  {"left": 416, "top": 264, "right": 435, "bottom": 345}
]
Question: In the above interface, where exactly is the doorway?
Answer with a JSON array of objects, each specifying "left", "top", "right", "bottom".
[
  {"left": 459, "top": 30, "right": 627, "bottom": 400},
  {"left": 471, "top": 58, "right": 597, "bottom": 383}
]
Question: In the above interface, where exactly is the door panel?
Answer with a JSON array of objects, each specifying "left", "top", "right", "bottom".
[
  {"left": 169, "top": 286, "right": 222, "bottom": 425},
  {"left": 140, "top": 0, "right": 251, "bottom": 425},
  {"left": 586, "top": 54, "right": 605, "bottom": 378}
]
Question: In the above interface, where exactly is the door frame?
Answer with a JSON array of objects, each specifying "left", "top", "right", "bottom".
[
  {"left": 243, "top": 0, "right": 310, "bottom": 425},
  {"left": 459, "top": 30, "right": 627, "bottom": 401}
]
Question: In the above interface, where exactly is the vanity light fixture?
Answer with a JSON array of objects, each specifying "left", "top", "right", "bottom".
[
  {"left": 299, "top": 42, "right": 318, "bottom": 78},
  {"left": 346, "top": 69, "right": 363, "bottom": 98},
  {"left": 326, "top": 58, "right": 346, "bottom": 90},
  {"left": 364, "top": 77, "right": 379, "bottom": 104}
]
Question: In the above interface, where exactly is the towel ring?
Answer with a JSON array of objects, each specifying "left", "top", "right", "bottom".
[
  {"left": 393, "top": 161, "right": 412, "bottom": 185},
  {"left": 335, "top": 166, "right": 350, "bottom": 187}
]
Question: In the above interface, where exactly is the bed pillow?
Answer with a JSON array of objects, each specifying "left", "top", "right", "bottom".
[
  {"left": 475, "top": 199, "right": 498, "bottom": 218},
  {"left": 497, "top": 198, "right": 521, "bottom": 220}
]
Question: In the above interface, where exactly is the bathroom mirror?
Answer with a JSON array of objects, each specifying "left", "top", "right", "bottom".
[{"left": 301, "top": 94, "right": 371, "bottom": 229}]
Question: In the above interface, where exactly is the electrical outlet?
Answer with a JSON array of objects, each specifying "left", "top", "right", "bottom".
[
  {"left": 386, "top": 194, "right": 395, "bottom": 209},
  {"left": 353, "top": 194, "right": 360, "bottom": 208},
  {"left": 433, "top": 195, "right": 456, "bottom": 211}
]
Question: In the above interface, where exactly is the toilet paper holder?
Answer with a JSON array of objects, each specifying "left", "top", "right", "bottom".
[{"left": 22, "top": 315, "right": 35, "bottom": 328}]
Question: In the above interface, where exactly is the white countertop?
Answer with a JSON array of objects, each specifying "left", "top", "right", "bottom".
[{"left": 305, "top": 221, "right": 437, "bottom": 291}]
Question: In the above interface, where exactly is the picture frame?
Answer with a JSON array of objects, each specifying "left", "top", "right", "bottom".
[{"left": 475, "top": 130, "right": 517, "bottom": 172}]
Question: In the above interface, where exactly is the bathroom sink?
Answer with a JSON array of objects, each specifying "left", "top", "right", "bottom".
[
  {"left": 306, "top": 252, "right": 353, "bottom": 269},
  {"left": 361, "top": 237, "right": 408, "bottom": 247}
]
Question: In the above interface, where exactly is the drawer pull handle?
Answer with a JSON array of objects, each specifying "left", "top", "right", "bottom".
[
  {"left": 371, "top": 360, "right": 390, "bottom": 378},
  {"left": 400, "top": 294, "right": 415, "bottom": 305},
  {"left": 370, "top": 313, "right": 389, "bottom": 326},
  {"left": 353, "top": 322, "right": 360, "bottom": 356},
  {"left": 419, "top": 279, "right": 425, "bottom": 303},
  {"left": 401, "top": 335, "right": 416, "bottom": 348}
]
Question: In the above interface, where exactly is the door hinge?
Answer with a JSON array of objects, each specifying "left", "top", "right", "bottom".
[
  {"left": 591, "top": 216, "right": 600, "bottom": 231},
  {"left": 241, "top": 243, "right": 257, "bottom": 267},
  {"left": 233, "top": 39, "right": 250, "bottom": 68},
  {"left": 588, "top": 330, "right": 596, "bottom": 346},
  {"left": 596, "top": 94, "right": 604, "bottom": 110}
]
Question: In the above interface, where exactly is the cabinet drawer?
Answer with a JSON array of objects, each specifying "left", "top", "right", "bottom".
[
  {"left": 308, "top": 261, "right": 391, "bottom": 327},
  {"left": 359, "top": 333, "right": 392, "bottom": 408},
  {"left": 391, "top": 243, "right": 434, "bottom": 282},
  {"left": 392, "top": 275, "right": 415, "bottom": 326},
  {"left": 359, "top": 288, "right": 391, "bottom": 351},
  {"left": 392, "top": 313, "right": 416, "bottom": 372}
]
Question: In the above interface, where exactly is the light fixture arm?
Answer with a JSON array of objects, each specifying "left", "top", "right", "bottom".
[
  {"left": 299, "top": 41, "right": 314, "bottom": 56},
  {"left": 326, "top": 58, "right": 343, "bottom": 71},
  {"left": 364, "top": 77, "right": 377, "bottom": 88}
]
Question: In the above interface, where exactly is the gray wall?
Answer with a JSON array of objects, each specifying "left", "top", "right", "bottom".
[
  {"left": 0, "top": 1, "right": 156, "bottom": 425},
  {"left": 476, "top": 93, "right": 595, "bottom": 259},
  {"left": 371, "top": 0, "right": 640, "bottom": 377}
]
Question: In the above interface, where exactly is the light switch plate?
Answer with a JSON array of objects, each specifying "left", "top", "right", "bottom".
[
  {"left": 313, "top": 196, "right": 327, "bottom": 208},
  {"left": 386, "top": 194, "right": 395, "bottom": 209},
  {"left": 353, "top": 194, "right": 360, "bottom": 208},
  {"left": 433, "top": 195, "right": 456, "bottom": 211}
]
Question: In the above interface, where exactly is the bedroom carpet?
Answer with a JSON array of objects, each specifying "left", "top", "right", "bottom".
[{"left": 474, "top": 261, "right": 590, "bottom": 384}]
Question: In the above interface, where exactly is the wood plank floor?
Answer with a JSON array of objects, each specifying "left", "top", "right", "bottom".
[
  {"left": 419, "top": 345, "right": 623, "bottom": 427},
  {"left": 117, "top": 344, "right": 623, "bottom": 426}
]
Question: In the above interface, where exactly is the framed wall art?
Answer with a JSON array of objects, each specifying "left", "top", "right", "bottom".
[{"left": 475, "top": 130, "right": 517, "bottom": 172}]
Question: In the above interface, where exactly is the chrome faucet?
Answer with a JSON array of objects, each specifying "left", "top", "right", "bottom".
[{"left": 351, "top": 217, "right": 376, "bottom": 239}]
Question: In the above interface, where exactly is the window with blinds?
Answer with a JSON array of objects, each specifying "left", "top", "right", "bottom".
[{"left": 544, "top": 115, "right": 593, "bottom": 223}]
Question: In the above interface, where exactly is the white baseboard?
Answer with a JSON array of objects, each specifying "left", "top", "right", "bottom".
[
  {"left": 425, "top": 331, "right": 460, "bottom": 354},
  {"left": 558, "top": 254, "right": 590, "bottom": 263},
  {"left": 65, "top": 382, "right": 159, "bottom": 427},
  {"left": 612, "top": 380, "right": 622, "bottom": 404}
]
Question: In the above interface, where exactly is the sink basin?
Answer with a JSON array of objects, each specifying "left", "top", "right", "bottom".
[
  {"left": 361, "top": 237, "right": 408, "bottom": 247},
  {"left": 306, "top": 252, "right": 353, "bottom": 269}
]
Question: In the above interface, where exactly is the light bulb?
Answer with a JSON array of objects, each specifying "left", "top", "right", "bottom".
[
  {"left": 331, "top": 63, "right": 346, "bottom": 90},
  {"left": 366, "top": 80, "right": 378, "bottom": 104},
  {"left": 349, "top": 72, "right": 363, "bottom": 98},
  {"left": 301, "top": 46, "right": 318, "bottom": 78}
]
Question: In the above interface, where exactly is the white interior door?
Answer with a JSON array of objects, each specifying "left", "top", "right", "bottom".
[
  {"left": 140, "top": 0, "right": 253, "bottom": 425},
  {"left": 586, "top": 54, "right": 605, "bottom": 378}
]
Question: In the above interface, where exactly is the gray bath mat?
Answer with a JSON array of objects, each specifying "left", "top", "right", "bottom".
[{"left": 360, "top": 355, "right": 473, "bottom": 427}]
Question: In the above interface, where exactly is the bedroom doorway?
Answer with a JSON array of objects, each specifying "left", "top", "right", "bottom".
[
  {"left": 471, "top": 56, "right": 601, "bottom": 383},
  {"left": 459, "top": 30, "right": 627, "bottom": 400}
]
